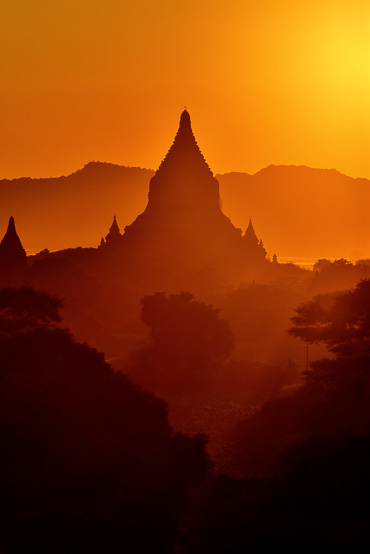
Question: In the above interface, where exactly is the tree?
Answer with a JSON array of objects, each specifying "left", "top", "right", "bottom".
[
  {"left": 0, "top": 287, "right": 212, "bottom": 553},
  {"left": 312, "top": 258, "right": 331, "bottom": 272},
  {"left": 0, "top": 286, "right": 62, "bottom": 336},
  {"left": 181, "top": 433, "right": 370, "bottom": 553},
  {"left": 131, "top": 292, "right": 234, "bottom": 392},
  {"left": 228, "top": 280, "right": 370, "bottom": 479},
  {"left": 288, "top": 279, "right": 370, "bottom": 357}
]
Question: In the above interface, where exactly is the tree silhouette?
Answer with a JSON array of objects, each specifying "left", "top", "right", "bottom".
[
  {"left": 288, "top": 279, "right": 370, "bottom": 357},
  {"left": 0, "top": 287, "right": 212, "bottom": 553},
  {"left": 0, "top": 286, "right": 62, "bottom": 336},
  {"left": 182, "top": 432, "right": 370, "bottom": 553},
  {"left": 228, "top": 280, "right": 370, "bottom": 479},
  {"left": 131, "top": 292, "right": 234, "bottom": 392}
]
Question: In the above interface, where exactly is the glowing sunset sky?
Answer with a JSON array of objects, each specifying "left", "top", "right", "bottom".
[{"left": 0, "top": 0, "right": 369, "bottom": 179}]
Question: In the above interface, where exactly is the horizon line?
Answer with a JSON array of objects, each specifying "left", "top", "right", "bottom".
[{"left": 0, "top": 160, "right": 368, "bottom": 182}]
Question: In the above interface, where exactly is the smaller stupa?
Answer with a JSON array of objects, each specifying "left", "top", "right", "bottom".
[
  {"left": 0, "top": 216, "right": 29, "bottom": 279},
  {"left": 243, "top": 219, "right": 267, "bottom": 262},
  {"left": 102, "top": 215, "right": 122, "bottom": 248}
]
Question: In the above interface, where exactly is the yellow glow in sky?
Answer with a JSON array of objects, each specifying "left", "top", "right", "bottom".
[{"left": 0, "top": 0, "right": 369, "bottom": 178}]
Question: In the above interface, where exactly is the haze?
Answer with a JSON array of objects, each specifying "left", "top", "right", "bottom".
[{"left": 2, "top": 3, "right": 370, "bottom": 550}]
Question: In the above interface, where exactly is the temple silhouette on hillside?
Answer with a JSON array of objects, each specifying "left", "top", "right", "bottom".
[
  {"left": 243, "top": 219, "right": 267, "bottom": 262},
  {"left": 1, "top": 110, "right": 269, "bottom": 286},
  {"left": 100, "top": 214, "right": 122, "bottom": 248},
  {"left": 100, "top": 109, "right": 268, "bottom": 281}
]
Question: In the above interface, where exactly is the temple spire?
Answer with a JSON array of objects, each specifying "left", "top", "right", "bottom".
[
  {"left": 243, "top": 219, "right": 267, "bottom": 261},
  {"left": 0, "top": 216, "right": 27, "bottom": 253},
  {"left": 178, "top": 109, "right": 192, "bottom": 132},
  {"left": 104, "top": 214, "right": 122, "bottom": 246},
  {"left": 109, "top": 214, "right": 120, "bottom": 235},
  {"left": 155, "top": 109, "right": 212, "bottom": 178},
  {"left": 0, "top": 216, "right": 28, "bottom": 275},
  {"left": 244, "top": 219, "right": 258, "bottom": 243}
]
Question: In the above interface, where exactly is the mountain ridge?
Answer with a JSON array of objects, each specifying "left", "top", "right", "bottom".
[{"left": 0, "top": 162, "right": 368, "bottom": 259}]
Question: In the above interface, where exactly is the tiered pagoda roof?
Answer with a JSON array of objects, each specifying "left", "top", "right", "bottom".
[
  {"left": 244, "top": 219, "right": 259, "bottom": 244},
  {"left": 156, "top": 109, "right": 213, "bottom": 179}
]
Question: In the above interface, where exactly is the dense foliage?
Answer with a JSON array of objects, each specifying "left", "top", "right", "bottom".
[
  {"left": 289, "top": 279, "right": 370, "bottom": 357},
  {"left": 0, "top": 288, "right": 212, "bottom": 553},
  {"left": 131, "top": 291, "right": 234, "bottom": 392}
]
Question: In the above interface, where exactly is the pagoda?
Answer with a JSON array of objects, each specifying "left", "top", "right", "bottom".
[
  {"left": 103, "top": 215, "right": 122, "bottom": 247},
  {"left": 0, "top": 217, "right": 29, "bottom": 281},
  {"left": 102, "top": 109, "right": 268, "bottom": 283},
  {"left": 243, "top": 219, "right": 267, "bottom": 261}
]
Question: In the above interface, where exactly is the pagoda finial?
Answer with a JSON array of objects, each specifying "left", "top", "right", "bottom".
[{"left": 179, "top": 108, "right": 191, "bottom": 130}]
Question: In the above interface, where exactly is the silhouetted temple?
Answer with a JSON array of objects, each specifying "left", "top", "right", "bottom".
[
  {"left": 0, "top": 216, "right": 29, "bottom": 282},
  {"left": 244, "top": 219, "right": 267, "bottom": 262},
  {"left": 105, "top": 215, "right": 122, "bottom": 246},
  {"left": 101, "top": 110, "right": 268, "bottom": 282}
]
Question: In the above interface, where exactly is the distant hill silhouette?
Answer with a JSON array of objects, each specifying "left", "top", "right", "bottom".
[
  {"left": 0, "top": 162, "right": 153, "bottom": 252},
  {"left": 1, "top": 161, "right": 369, "bottom": 259},
  {"left": 218, "top": 166, "right": 370, "bottom": 260}
]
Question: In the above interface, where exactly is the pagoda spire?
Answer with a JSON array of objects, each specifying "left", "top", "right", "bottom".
[
  {"left": 244, "top": 219, "right": 258, "bottom": 243},
  {"left": 243, "top": 219, "right": 267, "bottom": 261},
  {"left": 0, "top": 216, "right": 28, "bottom": 274},
  {"left": 155, "top": 109, "right": 213, "bottom": 178},
  {"left": 104, "top": 214, "right": 122, "bottom": 247},
  {"left": 109, "top": 214, "right": 120, "bottom": 235}
]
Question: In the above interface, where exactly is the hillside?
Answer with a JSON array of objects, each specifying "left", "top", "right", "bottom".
[
  {"left": 218, "top": 166, "right": 370, "bottom": 260},
  {"left": 0, "top": 162, "right": 368, "bottom": 260},
  {"left": 0, "top": 162, "right": 154, "bottom": 252}
]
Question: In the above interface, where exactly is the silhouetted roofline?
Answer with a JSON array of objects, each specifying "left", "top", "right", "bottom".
[
  {"left": 0, "top": 216, "right": 24, "bottom": 247},
  {"left": 0, "top": 216, "right": 28, "bottom": 265},
  {"left": 109, "top": 215, "right": 120, "bottom": 234},
  {"left": 155, "top": 109, "right": 213, "bottom": 176}
]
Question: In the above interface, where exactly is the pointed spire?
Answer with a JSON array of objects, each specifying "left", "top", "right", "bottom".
[
  {"left": 0, "top": 216, "right": 28, "bottom": 273},
  {"left": 0, "top": 216, "right": 26, "bottom": 252},
  {"left": 244, "top": 219, "right": 258, "bottom": 243},
  {"left": 105, "top": 214, "right": 122, "bottom": 246},
  {"left": 179, "top": 109, "right": 192, "bottom": 131},
  {"left": 155, "top": 109, "right": 213, "bottom": 178},
  {"left": 243, "top": 219, "right": 268, "bottom": 261},
  {"left": 109, "top": 214, "right": 120, "bottom": 235},
  {"left": 7, "top": 216, "right": 15, "bottom": 233}
]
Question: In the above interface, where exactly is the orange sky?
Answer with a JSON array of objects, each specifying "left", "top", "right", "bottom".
[{"left": 0, "top": 0, "right": 369, "bottom": 180}]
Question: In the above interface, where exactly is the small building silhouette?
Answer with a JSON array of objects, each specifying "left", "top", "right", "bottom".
[
  {"left": 105, "top": 215, "right": 122, "bottom": 246},
  {"left": 243, "top": 219, "right": 267, "bottom": 262},
  {"left": 0, "top": 216, "right": 29, "bottom": 282},
  {"left": 99, "top": 215, "right": 123, "bottom": 249}
]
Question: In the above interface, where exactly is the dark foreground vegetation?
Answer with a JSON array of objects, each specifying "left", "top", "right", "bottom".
[
  {"left": 0, "top": 288, "right": 210, "bottom": 553},
  {"left": 1, "top": 281, "right": 370, "bottom": 553}
]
